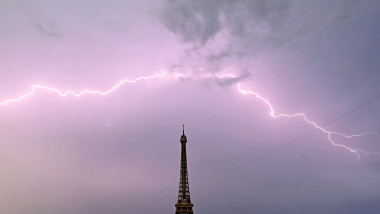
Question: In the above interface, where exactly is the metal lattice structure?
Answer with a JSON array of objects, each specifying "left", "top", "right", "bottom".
[{"left": 175, "top": 125, "right": 194, "bottom": 214}]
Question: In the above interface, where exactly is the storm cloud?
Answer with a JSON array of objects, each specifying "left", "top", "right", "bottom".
[{"left": 159, "top": 0, "right": 380, "bottom": 81}]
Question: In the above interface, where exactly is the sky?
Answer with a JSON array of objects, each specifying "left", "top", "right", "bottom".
[{"left": 1, "top": 0, "right": 380, "bottom": 213}]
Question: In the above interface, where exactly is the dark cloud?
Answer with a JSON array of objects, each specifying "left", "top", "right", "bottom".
[
  {"left": 18, "top": 2, "right": 62, "bottom": 38},
  {"left": 159, "top": 0, "right": 380, "bottom": 78},
  {"left": 159, "top": 0, "right": 223, "bottom": 45},
  {"left": 30, "top": 18, "right": 61, "bottom": 38},
  {"left": 331, "top": 0, "right": 380, "bottom": 22},
  {"left": 160, "top": 0, "right": 295, "bottom": 47},
  {"left": 158, "top": 0, "right": 305, "bottom": 80},
  {"left": 160, "top": 0, "right": 380, "bottom": 49}
]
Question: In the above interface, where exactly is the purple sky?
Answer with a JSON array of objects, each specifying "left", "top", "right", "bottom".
[{"left": 1, "top": 0, "right": 380, "bottom": 213}]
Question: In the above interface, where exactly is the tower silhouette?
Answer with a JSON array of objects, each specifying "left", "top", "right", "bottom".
[{"left": 175, "top": 125, "right": 194, "bottom": 214}]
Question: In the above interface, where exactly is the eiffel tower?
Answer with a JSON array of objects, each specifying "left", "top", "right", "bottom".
[{"left": 175, "top": 125, "right": 194, "bottom": 214}]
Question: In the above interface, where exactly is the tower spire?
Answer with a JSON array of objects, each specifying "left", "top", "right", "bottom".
[{"left": 175, "top": 125, "right": 194, "bottom": 214}]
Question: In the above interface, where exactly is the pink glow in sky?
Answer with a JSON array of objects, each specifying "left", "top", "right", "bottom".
[{"left": 1, "top": 1, "right": 380, "bottom": 214}]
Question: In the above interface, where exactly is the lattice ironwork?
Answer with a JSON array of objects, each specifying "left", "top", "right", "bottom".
[{"left": 175, "top": 125, "right": 194, "bottom": 214}]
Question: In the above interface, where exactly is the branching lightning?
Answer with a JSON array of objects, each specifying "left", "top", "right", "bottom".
[
  {"left": 1, "top": 71, "right": 379, "bottom": 158},
  {"left": 237, "top": 82, "right": 380, "bottom": 159}
]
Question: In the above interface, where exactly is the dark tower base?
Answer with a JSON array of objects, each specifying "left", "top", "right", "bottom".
[{"left": 175, "top": 203, "right": 194, "bottom": 214}]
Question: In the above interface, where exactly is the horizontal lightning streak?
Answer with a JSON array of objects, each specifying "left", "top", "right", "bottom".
[
  {"left": 0, "top": 73, "right": 166, "bottom": 106},
  {"left": 0, "top": 71, "right": 378, "bottom": 158}
]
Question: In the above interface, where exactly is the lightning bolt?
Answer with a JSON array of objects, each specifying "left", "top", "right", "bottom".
[
  {"left": 0, "top": 72, "right": 166, "bottom": 106},
  {"left": 1, "top": 71, "right": 379, "bottom": 158},
  {"left": 213, "top": 73, "right": 380, "bottom": 159},
  {"left": 236, "top": 82, "right": 380, "bottom": 159}
]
